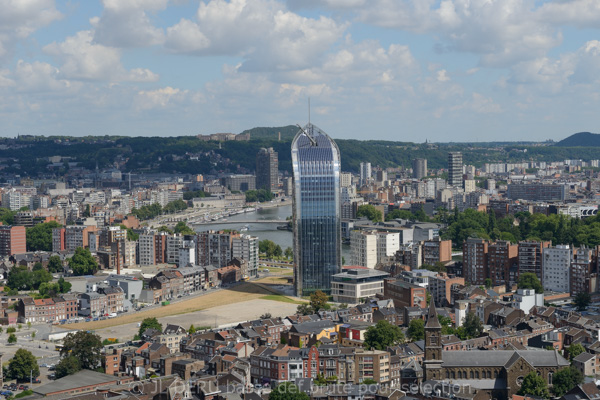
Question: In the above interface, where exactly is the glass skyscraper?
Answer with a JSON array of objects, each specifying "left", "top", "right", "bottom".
[{"left": 291, "top": 123, "right": 341, "bottom": 296}]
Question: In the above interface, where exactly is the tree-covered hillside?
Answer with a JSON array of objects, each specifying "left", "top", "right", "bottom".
[{"left": 1, "top": 129, "right": 599, "bottom": 177}]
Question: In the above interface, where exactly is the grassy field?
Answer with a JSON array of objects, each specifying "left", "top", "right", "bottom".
[
  {"left": 68, "top": 279, "right": 292, "bottom": 331},
  {"left": 260, "top": 294, "right": 306, "bottom": 305}
]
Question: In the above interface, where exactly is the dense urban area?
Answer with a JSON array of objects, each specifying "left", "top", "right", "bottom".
[{"left": 2, "top": 128, "right": 600, "bottom": 400}]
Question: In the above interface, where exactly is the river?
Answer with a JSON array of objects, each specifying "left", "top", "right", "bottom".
[{"left": 194, "top": 204, "right": 351, "bottom": 264}]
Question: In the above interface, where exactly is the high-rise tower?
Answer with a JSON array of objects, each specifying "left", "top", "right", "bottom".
[
  {"left": 359, "top": 162, "right": 371, "bottom": 186},
  {"left": 412, "top": 158, "right": 427, "bottom": 180},
  {"left": 292, "top": 123, "right": 341, "bottom": 296},
  {"left": 448, "top": 152, "right": 463, "bottom": 187},
  {"left": 256, "top": 147, "right": 278, "bottom": 192}
]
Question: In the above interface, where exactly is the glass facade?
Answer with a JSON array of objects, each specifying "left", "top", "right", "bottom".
[{"left": 291, "top": 123, "right": 341, "bottom": 296}]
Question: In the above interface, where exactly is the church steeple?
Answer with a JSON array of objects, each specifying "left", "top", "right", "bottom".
[
  {"left": 424, "top": 299, "right": 443, "bottom": 381},
  {"left": 426, "top": 298, "right": 441, "bottom": 329}
]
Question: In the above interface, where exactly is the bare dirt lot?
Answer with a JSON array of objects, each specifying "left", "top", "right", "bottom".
[
  {"left": 93, "top": 298, "right": 300, "bottom": 341},
  {"left": 69, "top": 278, "right": 298, "bottom": 332}
]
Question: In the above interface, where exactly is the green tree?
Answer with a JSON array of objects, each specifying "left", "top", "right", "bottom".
[
  {"left": 55, "top": 356, "right": 81, "bottom": 379},
  {"left": 362, "top": 378, "right": 377, "bottom": 384},
  {"left": 518, "top": 371, "right": 550, "bottom": 398},
  {"left": 47, "top": 255, "right": 64, "bottom": 273},
  {"left": 518, "top": 272, "right": 544, "bottom": 293},
  {"left": 68, "top": 247, "right": 98, "bottom": 276},
  {"left": 364, "top": 320, "right": 405, "bottom": 350},
  {"left": 574, "top": 292, "right": 591, "bottom": 311},
  {"left": 139, "top": 317, "right": 163, "bottom": 337},
  {"left": 7, "top": 266, "right": 34, "bottom": 290},
  {"left": 484, "top": 278, "right": 493, "bottom": 289},
  {"left": 438, "top": 315, "right": 456, "bottom": 335},
  {"left": 310, "top": 290, "right": 329, "bottom": 312},
  {"left": 407, "top": 318, "right": 425, "bottom": 341},
  {"left": 188, "top": 324, "right": 196, "bottom": 334},
  {"left": 296, "top": 303, "right": 313, "bottom": 315},
  {"left": 8, "top": 333, "right": 17, "bottom": 344},
  {"left": 245, "top": 189, "right": 274, "bottom": 203},
  {"left": 269, "top": 382, "right": 309, "bottom": 400},
  {"left": 60, "top": 331, "right": 103, "bottom": 370},
  {"left": 32, "top": 268, "right": 53, "bottom": 289},
  {"left": 58, "top": 277, "right": 71, "bottom": 293},
  {"left": 356, "top": 204, "right": 383, "bottom": 223},
  {"left": 158, "top": 225, "right": 173, "bottom": 234},
  {"left": 0, "top": 207, "right": 17, "bottom": 225},
  {"left": 463, "top": 312, "right": 483, "bottom": 338},
  {"left": 565, "top": 343, "right": 585, "bottom": 361},
  {"left": 385, "top": 209, "right": 414, "bottom": 221},
  {"left": 173, "top": 221, "right": 195, "bottom": 235},
  {"left": 119, "top": 224, "right": 139, "bottom": 241},
  {"left": 26, "top": 221, "right": 62, "bottom": 251},
  {"left": 284, "top": 247, "right": 293, "bottom": 259},
  {"left": 7, "top": 349, "right": 38, "bottom": 382},
  {"left": 552, "top": 366, "right": 584, "bottom": 397}
]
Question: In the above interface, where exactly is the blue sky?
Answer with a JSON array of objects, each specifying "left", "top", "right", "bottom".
[{"left": 1, "top": 0, "right": 600, "bottom": 142}]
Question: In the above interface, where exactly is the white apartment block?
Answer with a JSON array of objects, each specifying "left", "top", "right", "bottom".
[
  {"left": 376, "top": 232, "right": 400, "bottom": 261},
  {"left": 542, "top": 245, "right": 571, "bottom": 293},
  {"left": 232, "top": 234, "right": 259, "bottom": 277},
  {"left": 138, "top": 234, "right": 155, "bottom": 266},
  {"left": 350, "top": 230, "right": 378, "bottom": 269},
  {"left": 340, "top": 172, "right": 353, "bottom": 187},
  {"left": 179, "top": 246, "right": 196, "bottom": 268}
]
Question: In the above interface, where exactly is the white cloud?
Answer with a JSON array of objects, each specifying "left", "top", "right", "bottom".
[
  {"left": 358, "top": 0, "right": 563, "bottom": 67},
  {"left": 93, "top": 0, "right": 167, "bottom": 48},
  {"left": 44, "top": 30, "right": 159, "bottom": 82},
  {"left": 0, "top": 0, "right": 61, "bottom": 62},
  {"left": 163, "top": 0, "right": 347, "bottom": 73},
  {"left": 134, "top": 86, "right": 191, "bottom": 110},
  {"left": 13, "top": 60, "right": 77, "bottom": 93},
  {"left": 165, "top": 19, "right": 210, "bottom": 53}
]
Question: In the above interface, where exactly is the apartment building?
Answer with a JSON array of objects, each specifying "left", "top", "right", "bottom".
[
  {"left": 350, "top": 230, "right": 378, "bottom": 269},
  {"left": 232, "top": 234, "right": 259, "bottom": 278},
  {"left": 354, "top": 349, "right": 390, "bottom": 385},
  {"left": 0, "top": 225, "right": 26, "bottom": 256},
  {"left": 422, "top": 238, "right": 452, "bottom": 266},
  {"left": 570, "top": 246, "right": 596, "bottom": 296},
  {"left": 519, "top": 241, "right": 551, "bottom": 282},
  {"left": 542, "top": 245, "right": 571, "bottom": 293},
  {"left": 463, "top": 238, "right": 488, "bottom": 285},
  {"left": 429, "top": 273, "right": 465, "bottom": 307},
  {"left": 197, "top": 231, "right": 239, "bottom": 268},
  {"left": 488, "top": 240, "right": 518, "bottom": 287},
  {"left": 331, "top": 268, "right": 389, "bottom": 304}
]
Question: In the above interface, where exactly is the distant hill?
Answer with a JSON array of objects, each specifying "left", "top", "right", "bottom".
[
  {"left": 556, "top": 132, "right": 600, "bottom": 147},
  {"left": 240, "top": 125, "right": 298, "bottom": 141}
]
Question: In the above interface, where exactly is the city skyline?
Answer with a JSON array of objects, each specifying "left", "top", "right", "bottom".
[{"left": 0, "top": 1, "right": 599, "bottom": 142}]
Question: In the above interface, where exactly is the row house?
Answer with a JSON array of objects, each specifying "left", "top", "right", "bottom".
[
  {"left": 250, "top": 344, "right": 304, "bottom": 385},
  {"left": 17, "top": 294, "right": 79, "bottom": 323},
  {"left": 79, "top": 292, "right": 108, "bottom": 317},
  {"left": 148, "top": 270, "right": 184, "bottom": 300},
  {"left": 17, "top": 298, "right": 56, "bottom": 323},
  {"left": 97, "top": 285, "right": 125, "bottom": 313},
  {"left": 179, "top": 265, "right": 206, "bottom": 293}
]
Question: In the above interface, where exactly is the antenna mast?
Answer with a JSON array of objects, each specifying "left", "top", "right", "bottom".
[
  {"left": 308, "top": 97, "right": 310, "bottom": 125},
  {"left": 297, "top": 124, "right": 317, "bottom": 147}
]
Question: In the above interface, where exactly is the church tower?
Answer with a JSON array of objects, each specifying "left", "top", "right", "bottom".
[{"left": 424, "top": 300, "right": 443, "bottom": 380}]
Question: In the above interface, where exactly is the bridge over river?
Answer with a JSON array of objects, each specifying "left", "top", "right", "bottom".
[{"left": 190, "top": 219, "right": 285, "bottom": 225}]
